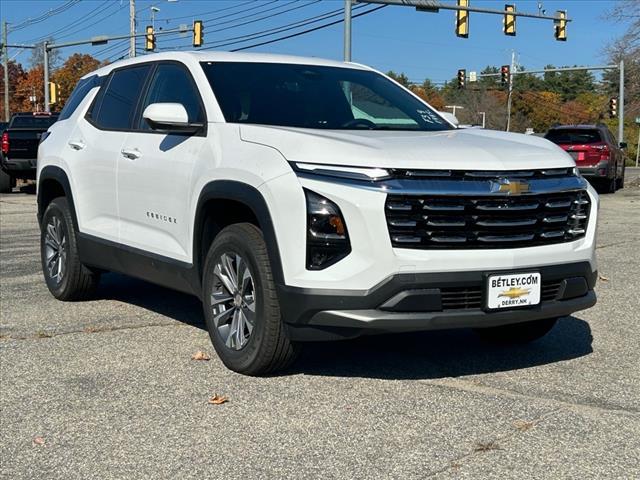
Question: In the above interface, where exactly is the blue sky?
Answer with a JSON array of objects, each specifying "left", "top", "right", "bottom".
[{"left": 1, "top": 0, "right": 628, "bottom": 83}]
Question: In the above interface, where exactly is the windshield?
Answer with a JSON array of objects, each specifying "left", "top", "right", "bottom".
[
  {"left": 201, "top": 62, "right": 452, "bottom": 132},
  {"left": 545, "top": 129, "right": 602, "bottom": 145}
]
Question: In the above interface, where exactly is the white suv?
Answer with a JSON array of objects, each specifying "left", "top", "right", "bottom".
[{"left": 37, "top": 52, "right": 598, "bottom": 375}]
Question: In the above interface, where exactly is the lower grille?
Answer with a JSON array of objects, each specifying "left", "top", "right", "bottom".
[
  {"left": 386, "top": 191, "right": 590, "bottom": 249},
  {"left": 440, "top": 280, "right": 563, "bottom": 310}
]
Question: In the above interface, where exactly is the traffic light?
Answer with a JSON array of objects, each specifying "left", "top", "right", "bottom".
[
  {"left": 500, "top": 65, "right": 510, "bottom": 86},
  {"left": 554, "top": 10, "right": 567, "bottom": 41},
  {"left": 609, "top": 97, "right": 617, "bottom": 118},
  {"left": 145, "top": 25, "right": 155, "bottom": 51},
  {"left": 503, "top": 4, "right": 516, "bottom": 36},
  {"left": 48, "top": 82, "right": 59, "bottom": 105},
  {"left": 455, "top": 0, "right": 469, "bottom": 38},
  {"left": 457, "top": 69, "right": 466, "bottom": 89},
  {"left": 193, "top": 20, "right": 203, "bottom": 47}
]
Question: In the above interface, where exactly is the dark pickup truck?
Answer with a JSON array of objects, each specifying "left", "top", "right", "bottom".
[{"left": 1, "top": 112, "right": 58, "bottom": 193}]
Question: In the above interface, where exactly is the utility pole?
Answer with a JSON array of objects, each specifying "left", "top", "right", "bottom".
[
  {"left": 344, "top": 0, "right": 352, "bottom": 61},
  {"left": 43, "top": 41, "right": 50, "bottom": 113},
  {"left": 618, "top": 59, "right": 624, "bottom": 145},
  {"left": 129, "top": 0, "right": 136, "bottom": 58},
  {"left": 506, "top": 50, "right": 515, "bottom": 132},
  {"left": 2, "top": 21, "right": 9, "bottom": 122}
]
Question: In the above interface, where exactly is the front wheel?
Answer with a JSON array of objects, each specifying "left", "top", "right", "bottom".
[
  {"left": 473, "top": 318, "right": 558, "bottom": 344},
  {"left": 40, "top": 197, "right": 100, "bottom": 300},
  {"left": 202, "top": 223, "right": 298, "bottom": 375}
]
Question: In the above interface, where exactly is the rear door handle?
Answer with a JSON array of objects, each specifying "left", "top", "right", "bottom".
[
  {"left": 121, "top": 148, "right": 141, "bottom": 160},
  {"left": 68, "top": 140, "right": 85, "bottom": 151}
]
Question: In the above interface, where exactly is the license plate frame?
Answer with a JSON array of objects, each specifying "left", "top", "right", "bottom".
[{"left": 486, "top": 272, "right": 541, "bottom": 310}]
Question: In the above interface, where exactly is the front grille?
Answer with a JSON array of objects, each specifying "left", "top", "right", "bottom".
[
  {"left": 439, "top": 280, "right": 563, "bottom": 311},
  {"left": 441, "top": 287, "right": 482, "bottom": 310},
  {"left": 386, "top": 191, "right": 590, "bottom": 249}
]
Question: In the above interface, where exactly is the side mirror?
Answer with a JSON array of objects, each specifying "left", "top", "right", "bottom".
[
  {"left": 438, "top": 111, "right": 459, "bottom": 128},
  {"left": 619, "top": 142, "right": 628, "bottom": 149},
  {"left": 143, "top": 103, "right": 203, "bottom": 134}
]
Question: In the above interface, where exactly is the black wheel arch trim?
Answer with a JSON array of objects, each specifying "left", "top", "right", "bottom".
[
  {"left": 193, "top": 179, "right": 285, "bottom": 287},
  {"left": 38, "top": 166, "right": 78, "bottom": 230}
]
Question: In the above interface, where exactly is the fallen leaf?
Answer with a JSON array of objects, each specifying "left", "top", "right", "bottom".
[
  {"left": 599, "top": 274, "right": 609, "bottom": 282},
  {"left": 33, "top": 436, "right": 45, "bottom": 446},
  {"left": 473, "top": 440, "right": 500, "bottom": 452},
  {"left": 191, "top": 351, "right": 211, "bottom": 361},
  {"left": 513, "top": 419, "right": 535, "bottom": 432},
  {"left": 208, "top": 394, "right": 228, "bottom": 405}
]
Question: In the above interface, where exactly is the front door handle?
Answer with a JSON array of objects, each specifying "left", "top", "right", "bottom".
[
  {"left": 68, "top": 140, "right": 85, "bottom": 151},
  {"left": 121, "top": 148, "right": 141, "bottom": 160}
]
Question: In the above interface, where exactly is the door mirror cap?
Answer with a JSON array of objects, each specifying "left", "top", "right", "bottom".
[
  {"left": 619, "top": 141, "right": 628, "bottom": 149},
  {"left": 143, "top": 103, "right": 203, "bottom": 134}
]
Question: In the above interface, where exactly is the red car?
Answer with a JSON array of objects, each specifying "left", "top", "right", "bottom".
[{"left": 545, "top": 124, "right": 627, "bottom": 193}]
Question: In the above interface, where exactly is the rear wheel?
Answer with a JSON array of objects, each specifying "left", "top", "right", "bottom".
[
  {"left": 202, "top": 223, "right": 298, "bottom": 375},
  {"left": 0, "top": 169, "right": 15, "bottom": 193},
  {"left": 40, "top": 197, "right": 100, "bottom": 300},
  {"left": 601, "top": 175, "right": 616, "bottom": 194},
  {"left": 474, "top": 318, "right": 558, "bottom": 344}
]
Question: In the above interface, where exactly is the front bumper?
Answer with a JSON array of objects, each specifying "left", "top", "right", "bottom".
[{"left": 280, "top": 261, "right": 597, "bottom": 341}]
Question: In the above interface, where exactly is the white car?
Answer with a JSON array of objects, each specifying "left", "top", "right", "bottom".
[{"left": 37, "top": 52, "right": 597, "bottom": 375}]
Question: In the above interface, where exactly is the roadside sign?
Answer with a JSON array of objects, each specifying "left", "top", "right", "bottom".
[
  {"left": 469, "top": 71, "right": 477, "bottom": 82},
  {"left": 635, "top": 117, "right": 640, "bottom": 124}
]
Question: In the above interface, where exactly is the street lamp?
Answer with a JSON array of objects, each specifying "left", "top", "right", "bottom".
[{"left": 151, "top": 6, "right": 160, "bottom": 31}]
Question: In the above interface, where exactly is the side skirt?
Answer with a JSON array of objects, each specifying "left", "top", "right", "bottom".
[{"left": 77, "top": 233, "right": 202, "bottom": 299}]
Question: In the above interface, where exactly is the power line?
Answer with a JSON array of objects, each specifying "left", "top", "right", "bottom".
[
  {"left": 155, "top": 3, "right": 350, "bottom": 52},
  {"left": 231, "top": 5, "right": 386, "bottom": 52},
  {"left": 9, "top": 0, "right": 82, "bottom": 32},
  {"left": 198, "top": 5, "right": 366, "bottom": 51},
  {"left": 21, "top": 1, "right": 115, "bottom": 44},
  {"left": 155, "top": 0, "right": 257, "bottom": 22}
]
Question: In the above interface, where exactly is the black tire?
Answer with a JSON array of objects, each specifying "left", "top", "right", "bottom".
[
  {"left": 601, "top": 176, "right": 616, "bottom": 194},
  {"left": 202, "top": 223, "right": 298, "bottom": 375},
  {"left": 616, "top": 164, "right": 625, "bottom": 190},
  {"left": 40, "top": 197, "right": 100, "bottom": 300},
  {"left": 0, "top": 169, "right": 14, "bottom": 193},
  {"left": 473, "top": 317, "right": 558, "bottom": 344}
]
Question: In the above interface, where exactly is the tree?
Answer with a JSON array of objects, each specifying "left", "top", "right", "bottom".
[
  {"left": 51, "top": 53, "right": 102, "bottom": 108},
  {"left": 386, "top": 70, "right": 410, "bottom": 88},
  {"left": 542, "top": 66, "right": 597, "bottom": 101},
  {"left": 605, "top": 0, "right": 640, "bottom": 164},
  {"left": 0, "top": 60, "right": 27, "bottom": 120},
  {"left": 14, "top": 64, "right": 44, "bottom": 112},
  {"left": 29, "top": 39, "right": 62, "bottom": 69}
]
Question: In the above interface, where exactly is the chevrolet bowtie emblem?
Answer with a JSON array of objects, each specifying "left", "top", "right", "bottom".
[
  {"left": 492, "top": 178, "right": 530, "bottom": 195},
  {"left": 498, "top": 287, "right": 531, "bottom": 299}
]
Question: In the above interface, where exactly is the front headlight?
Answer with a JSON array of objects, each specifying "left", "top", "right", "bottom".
[{"left": 305, "top": 189, "right": 351, "bottom": 270}]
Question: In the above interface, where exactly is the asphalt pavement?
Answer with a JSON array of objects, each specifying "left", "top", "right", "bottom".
[{"left": 1, "top": 179, "right": 639, "bottom": 479}]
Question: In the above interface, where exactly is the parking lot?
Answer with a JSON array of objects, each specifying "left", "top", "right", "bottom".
[{"left": 1, "top": 174, "right": 639, "bottom": 479}]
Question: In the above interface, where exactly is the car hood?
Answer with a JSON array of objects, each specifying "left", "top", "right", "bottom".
[{"left": 239, "top": 125, "right": 574, "bottom": 170}]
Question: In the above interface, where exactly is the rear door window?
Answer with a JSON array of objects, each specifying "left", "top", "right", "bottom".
[
  {"left": 58, "top": 75, "right": 103, "bottom": 121},
  {"left": 91, "top": 64, "right": 151, "bottom": 130},
  {"left": 545, "top": 129, "right": 602, "bottom": 144}
]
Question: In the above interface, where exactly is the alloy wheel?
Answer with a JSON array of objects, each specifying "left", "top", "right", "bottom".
[
  {"left": 44, "top": 215, "right": 67, "bottom": 284},
  {"left": 210, "top": 252, "right": 256, "bottom": 350}
]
